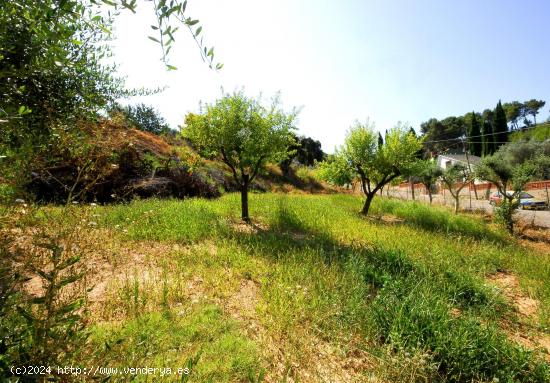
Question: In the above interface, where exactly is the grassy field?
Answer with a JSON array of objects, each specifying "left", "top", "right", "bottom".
[{"left": 4, "top": 193, "right": 550, "bottom": 382}]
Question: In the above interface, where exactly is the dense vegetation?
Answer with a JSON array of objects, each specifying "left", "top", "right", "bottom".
[{"left": 421, "top": 99, "right": 547, "bottom": 156}]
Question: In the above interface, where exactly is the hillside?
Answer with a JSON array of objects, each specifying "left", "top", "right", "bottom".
[
  {"left": 3, "top": 194, "right": 549, "bottom": 382},
  {"left": 17, "top": 122, "right": 330, "bottom": 204},
  {"left": 510, "top": 123, "right": 550, "bottom": 142}
]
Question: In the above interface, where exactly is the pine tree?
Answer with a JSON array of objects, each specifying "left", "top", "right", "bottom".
[
  {"left": 468, "top": 112, "right": 482, "bottom": 156},
  {"left": 492, "top": 100, "right": 508, "bottom": 151}
]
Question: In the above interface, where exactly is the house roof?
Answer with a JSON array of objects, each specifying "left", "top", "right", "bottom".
[{"left": 438, "top": 154, "right": 481, "bottom": 164}]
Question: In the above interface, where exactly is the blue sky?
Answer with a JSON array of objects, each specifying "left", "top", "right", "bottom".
[{"left": 111, "top": 0, "right": 550, "bottom": 152}]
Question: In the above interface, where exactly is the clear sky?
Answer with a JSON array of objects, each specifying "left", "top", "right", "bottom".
[{"left": 111, "top": 0, "right": 550, "bottom": 153}]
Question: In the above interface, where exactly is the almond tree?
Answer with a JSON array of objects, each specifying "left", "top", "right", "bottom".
[
  {"left": 318, "top": 121, "right": 422, "bottom": 215},
  {"left": 184, "top": 91, "right": 298, "bottom": 222}
]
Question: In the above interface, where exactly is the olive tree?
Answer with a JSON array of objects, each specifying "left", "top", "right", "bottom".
[
  {"left": 319, "top": 121, "right": 422, "bottom": 215},
  {"left": 183, "top": 91, "right": 298, "bottom": 222},
  {"left": 475, "top": 141, "right": 549, "bottom": 234},
  {"left": 413, "top": 160, "right": 442, "bottom": 204},
  {"left": 440, "top": 163, "right": 473, "bottom": 214}
]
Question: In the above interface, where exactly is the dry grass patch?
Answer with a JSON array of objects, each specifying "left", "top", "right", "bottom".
[{"left": 487, "top": 271, "right": 550, "bottom": 361}]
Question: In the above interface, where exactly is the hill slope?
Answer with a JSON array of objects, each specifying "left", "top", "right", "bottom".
[{"left": 510, "top": 123, "right": 550, "bottom": 142}]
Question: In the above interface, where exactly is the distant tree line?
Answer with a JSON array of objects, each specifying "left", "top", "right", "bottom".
[
  {"left": 109, "top": 103, "right": 172, "bottom": 136},
  {"left": 421, "top": 99, "right": 546, "bottom": 157},
  {"left": 279, "top": 134, "right": 325, "bottom": 174}
]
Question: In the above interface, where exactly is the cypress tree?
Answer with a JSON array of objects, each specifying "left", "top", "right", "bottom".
[
  {"left": 378, "top": 132, "right": 384, "bottom": 148},
  {"left": 468, "top": 112, "right": 482, "bottom": 156},
  {"left": 481, "top": 109, "right": 495, "bottom": 155},
  {"left": 492, "top": 100, "right": 508, "bottom": 151}
]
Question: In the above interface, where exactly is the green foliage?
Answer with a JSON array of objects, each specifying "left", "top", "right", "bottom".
[
  {"left": 409, "top": 160, "right": 442, "bottom": 203},
  {"left": 440, "top": 163, "right": 472, "bottom": 214},
  {"left": 467, "top": 112, "right": 482, "bottom": 157},
  {"left": 370, "top": 198, "right": 499, "bottom": 241},
  {"left": 524, "top": 99, "right": 546, "bottom": 125},
  {"left": 420, "top": 116, "right": 466, "bottom": 154},
  {"left": 502, "top": 101, "right": 523, "bottom": 130},
  {"left": 475, "top": 141, "right": 549, "bottom": 233},
  {"left": 0, "top": 0, "right": 124, "bottom": 143},
  {"left": 183, "top": 90, "right": 298, "bottom": 221},
  {"left": 0, "top": 209, "right": 88, "bottom": 380},
  {"left": 510, "top": 122, "right": 550, "bottom": 142},
  {"left": 420, "top": 99, "right": 546, "bottom": 157},
  {"left": 492, "top": 101, "right": 509, "bottom": 150},
  {"left": 322, "top": 121, "right": 423, "bottom": 214},
  {"left": 0, "top": 0, "right": 128, "bottom": 199},
  {"left": 184, "top": 91, "right": 297, "bottom": 169},
  {"left": 111, "top": 103, "right": 171, "bottom": 135},
  {"left": 316, "top": 154, "right": 355, "bottom": 186},
  {"left": 279, "top": 134, "right": 325, "bottom": 174},
  {"left": 101, "top": 198, "right": 226, "bottom": 242},
  {"left": 85, "top": 0, "right": 221, "bottom": 70}
]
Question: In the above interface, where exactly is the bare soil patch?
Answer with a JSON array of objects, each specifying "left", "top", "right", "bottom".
[
  {"left": 230, "top": 220, "right": 269, "bottom": 234},
  {"left": 487, "top": 271, "right": 550, "bottom": 361}
]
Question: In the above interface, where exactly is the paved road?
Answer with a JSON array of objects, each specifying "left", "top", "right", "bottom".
[{"left": 385, "top": 191, "right": 550, "bottom": 229}]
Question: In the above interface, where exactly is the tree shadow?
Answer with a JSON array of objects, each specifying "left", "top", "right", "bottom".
[{"left": 226, "top": 201, "right": 496, "bottom": 311}]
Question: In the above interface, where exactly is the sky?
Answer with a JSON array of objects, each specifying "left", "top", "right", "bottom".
[{"left": 110, "top": 0, "right": 550, "bottom": 153}]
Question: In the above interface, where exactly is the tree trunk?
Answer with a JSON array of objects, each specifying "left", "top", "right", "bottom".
[
  {"left": 454, "top": 195, "right": 459, "bottom": 214},
  {"left": 361, "top": 193, "right": 375, "bottom": 215},
  {"left": 410, "top": 181, "right": 415, "bottom": 200},
  {"left": 428, "top": 190, "right": 433, "bottom": 204},
  {"left": 506, "top": 217, "right": 514, "bottom": 235},
  {"left": 241, "top": 176, "right": 250, "bottom": 222}
]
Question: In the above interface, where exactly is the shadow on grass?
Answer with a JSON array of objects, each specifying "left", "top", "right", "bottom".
[
  {"left": 367, "top": 198, "right": 508, "bottom": 243},
  {"left": 226, "top": 202, "right": 549, "bottom": 383}
]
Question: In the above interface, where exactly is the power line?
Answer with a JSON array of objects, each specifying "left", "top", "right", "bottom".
[{"left": 423, "top": 124, "right": 541, "bottom": 144}]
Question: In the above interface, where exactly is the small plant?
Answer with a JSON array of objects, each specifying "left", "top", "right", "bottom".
[{"left": 0, "top": 208, "right": 89, "bottom": 380}]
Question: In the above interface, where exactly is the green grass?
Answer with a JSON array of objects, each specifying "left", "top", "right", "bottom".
[
  {"left": 22, "top": 193, "right": 550, "bottom": 381},
  {"left": 510, "top": 122, "right": 550, "bottom": 142},
  {"left": 89, "top": 306, "right": 262, "bottom": 382}
]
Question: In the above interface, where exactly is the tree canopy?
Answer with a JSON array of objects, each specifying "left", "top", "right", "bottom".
[
  {"left": 183, "top": 91, "right": 298, "bottom": 221},
  {"left": 475, "top": 141, "right": 549, "bottom": 233},
  {"left": 110, "top": 104, "right": 171, "bottom": 135},
  {"left": 319, "top": 121, "right": 423, "bottom": 215}
]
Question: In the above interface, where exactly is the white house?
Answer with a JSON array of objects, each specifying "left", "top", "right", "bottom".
[{"left": 436, "top": 153, "right": 481, "bottom": 171}]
